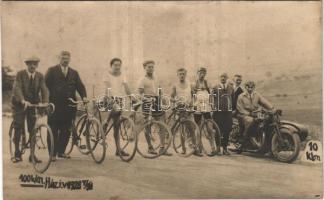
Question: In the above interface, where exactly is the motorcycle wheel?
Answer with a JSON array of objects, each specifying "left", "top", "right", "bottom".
[
  {"left": 250, "top": 130, "right": 266, "bottom": 153},
  {"left": 271, "top": 129, "right": 300, "bottom": 163}
]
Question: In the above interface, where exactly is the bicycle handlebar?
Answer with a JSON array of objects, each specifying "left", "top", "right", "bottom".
[
  {"left": 28, "top": 103, "right": 55, "bottom": 114},
  {"left": 68, "top": 98, "right": 90, "bottom": 106}
]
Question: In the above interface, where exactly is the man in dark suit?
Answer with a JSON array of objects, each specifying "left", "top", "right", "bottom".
[
  {"left": 232, "top": 74, "right": 244, "bottom": 112},
  {"left": 45, "top": 51, "right": 87, "bottom": 160},
  {"left": 11, "top": 56, "right": 49, "bottom": 163},
  {"left": 212, "top": 73, "right": 234, "bottom": 155}
]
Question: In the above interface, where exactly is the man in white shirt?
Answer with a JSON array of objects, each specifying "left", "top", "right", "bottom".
[
  {"left": 101, "top": 58, "right": 131, "bottom": 156},
  {"left": 170, "top": 68, "right": 203, "bottom": 157},
  {"left": 138, "top": 60, "right": 172, "bottom": 156}
]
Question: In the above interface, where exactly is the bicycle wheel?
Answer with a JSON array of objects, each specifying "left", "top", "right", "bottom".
[
  {"left": 9, "top": 121, "right": 28, "bottom": 160},
  {"left": 31, "top": 124, "right": 54, "bottom": 173},
  {"left": 173, "top": 119, "right": 198, "bottom": 157},
  {"left": 64, "top": 120, "right": 75, "bottom": 156},
  {"left": 75, "top": 114, "right": 91, "bottom": 155},
  {"left": 199, "top": 119, "right": 221, "bottom": 156},
  {"left": 136, "top": 120, "right": 172, "bottom": 159},
  {"left": 86, "top": 117, "right": 106, "bottom": 164},
  {"left": 9, "top": 121, "right": 18, "bottom": 160},
  {"left": 116, "top": 116, "right": 137, "bottom": 162}
]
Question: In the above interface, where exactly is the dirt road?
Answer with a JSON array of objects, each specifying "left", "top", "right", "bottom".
[{"left": 2, "top": 116, "right": 322, "bottom": 199}]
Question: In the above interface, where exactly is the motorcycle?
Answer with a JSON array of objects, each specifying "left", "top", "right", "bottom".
[{"left": 229, "top": 109, "right": 308, "bottom": 163}]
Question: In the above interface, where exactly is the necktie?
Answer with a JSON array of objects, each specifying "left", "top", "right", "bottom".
[
  {"left": 30, "top": 75, "right": 33, "bottom": 82},
  {"left": 63, "top": 67, "right": 67, "bottom": 77},
  {"left": 28, "top": 75, "right": 36, "bottom": 102}
]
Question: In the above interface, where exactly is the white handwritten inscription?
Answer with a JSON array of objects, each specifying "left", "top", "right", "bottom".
[{"left": 301, "top": 141, "right": 322, "bottom": 164}]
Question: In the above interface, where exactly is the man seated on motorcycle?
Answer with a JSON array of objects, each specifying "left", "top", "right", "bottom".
[{"left": 236, "top": 81, "right": 274, "bottom": 151}]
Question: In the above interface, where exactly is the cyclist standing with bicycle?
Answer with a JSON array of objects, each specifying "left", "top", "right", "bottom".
[
  {"left": 170, "top": 68, "right": 203, "bottom": 157},
  {"left": 11, "top": 56, "right": 49, "bottom": 163},
  {"left": 192, "top": 67, "right": 219, "bottom": 156},
  {"left": 45, "top": 51, "right": 87, "bottom": 161},
  {"left": 138, "top": 60, "right": 172, "bottom": 156},
  {"left": 100, "top": 57, "right": 131, "bottom": 156}
]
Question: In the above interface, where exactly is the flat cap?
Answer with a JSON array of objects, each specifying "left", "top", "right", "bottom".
[
  {"left": 197, "top": 67, "right": 207, "bottom": 73},
  {"left": 24, "top": 56, "right": 40, "bottom": 63},
  {"left": 143, "top": 60, "right": 155, "bottom": 67}
]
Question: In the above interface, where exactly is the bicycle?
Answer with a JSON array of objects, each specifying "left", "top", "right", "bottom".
[
  {"left": 93, "top": 96, "right": 137, "bottom": 162},
  {"left": 195, "top": 111, "right": 222, "bottom": 156},
  {"left": 68, "top": 98, "right": 106, "bottom": 164},
  {"left": 166, "top": 105, "right": 200, "bottom": 157},
  {"left": 64, "top": 100, "right": 93, "bottom": 156},
  {"left": 9, "top": 103, "right": 55, "bottom": 173},
  {"left": 131, "top": 97, "right": 172, "bottom": 159}
]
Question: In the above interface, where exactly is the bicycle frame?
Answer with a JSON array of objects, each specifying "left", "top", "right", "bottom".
[
  {"left": 166, "top": 109, "right": 195, "bottom": 135},
  {"left": 96, "top": 109, "right": 123, "bottom": 137}
]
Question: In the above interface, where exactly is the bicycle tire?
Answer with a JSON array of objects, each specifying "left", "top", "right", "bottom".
[
  {"left": 86, "top": 117, "right": 106, "bottom": 164},
  {"left": 75, "top": 114, "right": 91, "bottom": 155},
  {"left": 31, "top": 124, "right": 54, "bottom": 173},
  {"left": 136, "top": 120, "right": 172, "bottom": 159},
  {"left": 172, "top": 119, "right": 198, "bottom": 157},
  {"left": 9, "top": 121, "right": 15, "bottom": 160},
  {"left": 116, "top": 116, "right": 137, "bottom": 162},
  {"left": 199, "top": 119, "right": 221, "bottom": 156}
]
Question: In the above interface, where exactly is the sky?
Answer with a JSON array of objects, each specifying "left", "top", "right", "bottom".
[{"left": 2, "top": 1, "right": 322, "bottom": 95}]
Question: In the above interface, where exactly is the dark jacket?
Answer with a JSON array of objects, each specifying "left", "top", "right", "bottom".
[
  {"left": 232, "top": 86, "right": 244, "bottom": 111},
  {"left": 212, "top": 83, "right": 234, "bottom": 112},
  {"left": 45, "top": 65, "right": 87, "bottom": 121},
  {"left": 11, "top": 69, "right": 49, "bottom": 107}
]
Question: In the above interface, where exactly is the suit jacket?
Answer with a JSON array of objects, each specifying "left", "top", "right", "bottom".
[
  {"left": 11, "top": 69, "right": 49, "bottom": 107},
  {"left": 237, "top": 91, "right": 273, "bottom": 116},
  {"left": 45, "top": 65, "right": 87, "bottom": 121},
  {"left": 232, "top": 86, "right": 244, "bottom": 111},
  {"left": 212, "top": 83, "right": 234, "bottom": 112}
]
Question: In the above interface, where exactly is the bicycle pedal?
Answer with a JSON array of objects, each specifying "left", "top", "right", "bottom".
[{"left": 80, "top": 145, "right": 87, "bottom": 149}]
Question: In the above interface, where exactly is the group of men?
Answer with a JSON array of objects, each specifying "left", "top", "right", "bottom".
[
  {"left": 10, "top": 51, "right": 274, "bottom": 163},
  {"left": 11, "top": 51, "right": 87, "bottom": 163},
  {"left": 170, "top": 67, "right": 274, "bottom": 156}
]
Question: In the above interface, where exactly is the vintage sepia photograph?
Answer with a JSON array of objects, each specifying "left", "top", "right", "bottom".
[{"left": 1, "top": 1, "right": 323, "bottom": 199}]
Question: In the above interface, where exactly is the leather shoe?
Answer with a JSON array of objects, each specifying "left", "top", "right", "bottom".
[
  {"left": 148, "top": 147, "right": 158, "bottom": 155},
  {"left": 58, "top": 153, "right": 71, "bottom": 159},
  {"left": 193, "top": 151, "right": 203, "bottom": 157},
  {"left": 115, "top": 150, "right": 130, "bottom": 156},
  {"left": 51, "top": 156, "right": 57, "bottom": 162},
  {"left": 215, "top": 147, "right": 222, "bottom": 156},
  {"left": 29, "top": 156, "right": 42, "bottom": 163},
  {"left": 159, "top": 148, "right": 172, "bottom": 156},
  {"left": 223, "top": 148, "right": 231, "bottom": 155}
]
